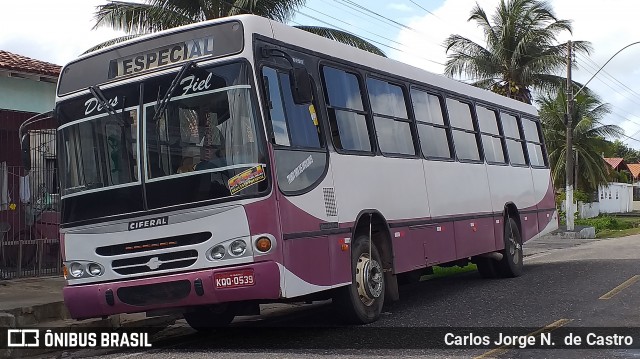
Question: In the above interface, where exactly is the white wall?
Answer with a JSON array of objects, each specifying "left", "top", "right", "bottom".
[{"left": 599, "top": 183, "right": 633, "bottom": 213}]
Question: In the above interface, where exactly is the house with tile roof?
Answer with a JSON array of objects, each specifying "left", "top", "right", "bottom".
[
  {"left": 0, "top": 50, "right": 60, "bottom": 166},
  {"left": 0, "top": 50, "right": 61, "bottom": 278}
]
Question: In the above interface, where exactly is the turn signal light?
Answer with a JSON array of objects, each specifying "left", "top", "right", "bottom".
[
  {"left": 255, "top": 237, "right": 272, "bottom": 252},
  {"left": 62, "top": 265, "right": 68, "bottom": 279}
]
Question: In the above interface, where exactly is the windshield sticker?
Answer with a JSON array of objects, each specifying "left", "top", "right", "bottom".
[
  {"left": 309, "top": 105, "right": 318, "bottom": 126},
  {"left": 287, "top": 155, "right": 313, "bottom": 184},
  {"left": 228, "top": 165, "right": 266, "bottom": 195}
]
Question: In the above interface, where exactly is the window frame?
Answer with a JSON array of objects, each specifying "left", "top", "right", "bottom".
[
  {"left": 365, "top": 75, "right": 418, "bottom": 158},
  {"left": 476, "top": 103, "right": 508, "bottom": 166},
  {"left": 522, "top": 117, "right": 549, "bottom": 169},
  {"left": 410, "top": 87, "right": 455, "bottom": 161},
  {"left": 259, "top": 63, "right": 326, "bottom": 151},
  {"left": 500, "top": 111, "right": 529, "bottom": 167},
  {"left": 320, "top": 63, "right": 376, "bottom": 156},
  {"left": 445, "top": 96, "right": 483, "bottom": 163}
]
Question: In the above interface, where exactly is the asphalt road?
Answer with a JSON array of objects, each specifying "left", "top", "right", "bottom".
[{"left": 46, "top": 234, "right": 640, "bottom": 359}]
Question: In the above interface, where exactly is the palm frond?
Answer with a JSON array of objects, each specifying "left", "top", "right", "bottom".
[{"left": 82, "top": 34, "right": 143, "bottom": 54}]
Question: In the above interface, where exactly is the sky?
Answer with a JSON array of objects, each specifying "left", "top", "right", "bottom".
[{"left": 3, "top": 0, "right": 640, "bottom": 148}]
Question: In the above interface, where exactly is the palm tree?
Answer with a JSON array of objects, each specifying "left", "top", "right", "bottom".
[
  {"left": 443, "top": 0, "right": 590, "bottom": 104},
  {"left": 537, "top": 86, "right": 622, "bottom": 193},
  {"left": 86, "top": 0, "right": 385, "bottom": 56}
]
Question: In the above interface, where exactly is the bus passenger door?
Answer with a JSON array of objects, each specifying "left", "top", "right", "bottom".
[{"left": 260, "top": 65, "right": 341, "bottom": 296}]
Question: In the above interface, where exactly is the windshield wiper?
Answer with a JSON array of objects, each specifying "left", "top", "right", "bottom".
[
  {"left": 88, "top": 85, "right": 125, "bottom": 126},
  {"left": 152, "top": 61, "right": 196, "bottom": 123}
]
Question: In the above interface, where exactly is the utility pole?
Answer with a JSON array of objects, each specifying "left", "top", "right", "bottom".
[{"left": 566, "top": 40, "right": 575, "bottom": 231}]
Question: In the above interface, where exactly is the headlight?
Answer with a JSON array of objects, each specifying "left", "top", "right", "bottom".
[
  {"left": 69, "top": 262, "right": 84, "bottom": 278},
  {"left": 87, "top": 263, "right": 103, "bottom": 276},
  {"left": 210, "top": 245, "right": 225, "bottom": 260},
  {"left": 229, "top": 240, "right": 247, "bottom": 256}
]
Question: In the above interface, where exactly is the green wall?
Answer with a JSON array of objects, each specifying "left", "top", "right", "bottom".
[{"left": 0, "top": 76, "right": 57, "bottom": 114}]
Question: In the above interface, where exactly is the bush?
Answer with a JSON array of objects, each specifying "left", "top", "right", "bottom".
[{"left": 575, "top": 215, "right": 634, "bottom": 233}]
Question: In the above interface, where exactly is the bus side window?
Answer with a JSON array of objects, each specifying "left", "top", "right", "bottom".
[
  {"left": 477, "top": 105, "right": 506, "bottom": 164},
  {"left": 262, "top": 67, "right": 322, "bottom": 148},
  {"left": 522, "top": 117, "right": 547, "bottom": 167},
  {"left": 366, "top": 77, "right": 415, "bottom": 156},
  {"left": 501, "top": 113, "right": 528, "bottom": 166},
  {"left": 446, "top": 98, "right": 481, "bottom": 162},
  {"left": 321, "top": 66, "right": 371, "bottom": 152},
  {"left": 411, "top": 89, "right": 453, "bottom": 159}
]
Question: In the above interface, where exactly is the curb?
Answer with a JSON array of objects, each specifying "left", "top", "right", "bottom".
[{"left": 2, "top": 301, "right": 70, "bottom": 327}]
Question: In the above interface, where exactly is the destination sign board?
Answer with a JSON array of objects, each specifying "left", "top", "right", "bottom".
[
  {"left": 57, "top": 20, "right": 244, "bottom": 95},
  {"left": 111, "top": 36, "right": 215, "bottom": 77}
]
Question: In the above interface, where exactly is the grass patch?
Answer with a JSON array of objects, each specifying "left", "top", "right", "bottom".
[
  {"left": 597, "top": 227, "right": 640, "bottom": 238},
  {"left": 575, "top": 215, "right": 640, "bottom": 233},
  {"left": 421, "top": 263, "right": 477, "bottom": 281},
  {"left": 575, "top": 214, "right": 640, "bottom": 238}
]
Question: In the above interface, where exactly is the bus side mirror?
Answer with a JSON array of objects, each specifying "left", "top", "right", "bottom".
[
  {"left": 289, "top": 67, "right": 312, "bottom": 105},
  {"left": 20, "top": 133, "right": 31, "bottom": 171}
]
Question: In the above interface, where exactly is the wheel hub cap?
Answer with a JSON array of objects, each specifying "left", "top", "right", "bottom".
[{"left": 356, "top": 254, "right": 383, "bottom": 306}]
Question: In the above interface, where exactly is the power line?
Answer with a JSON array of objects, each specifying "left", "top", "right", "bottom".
[{"left": 294, "top": 11, "right": 445, "bottom": 66}]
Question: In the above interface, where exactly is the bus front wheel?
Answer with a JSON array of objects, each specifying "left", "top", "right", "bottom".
[
  {"left": 183, "top": 303, "right": 235, "bottom": 331},
  {"left": 333, "top": 235, "right": 385, "bottom": 324}
]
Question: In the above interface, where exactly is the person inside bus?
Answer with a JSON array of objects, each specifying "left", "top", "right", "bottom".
[
  {"left": 194, "top": 126, "right": 226, "bottom": 171},
  {"left": 176, "top": 157, "right": 194, "bottom": 174}
]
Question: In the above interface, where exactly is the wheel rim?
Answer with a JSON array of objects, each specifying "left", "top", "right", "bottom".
[
  {"left": 507, "top": 231, "right": 521, "bottom": 265},
  {"left": 355, "top": 253, "right": 383, "bottom": 306}
]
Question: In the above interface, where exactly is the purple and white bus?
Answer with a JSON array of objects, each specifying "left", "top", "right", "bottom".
[{"left": 55, "top": 14, "right": 557, "bottom": 327}]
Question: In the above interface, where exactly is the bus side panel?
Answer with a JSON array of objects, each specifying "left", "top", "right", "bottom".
[
  {"left": 486, "top": 165, "right": 536, "bottom": 220},
  {"left": 453, "top": 217, "right": 496, "bottom": 258},
  {"left": 493, "top": 216, "right": 505, "bottom": 250},
  {"left": 419, "top": 223, "right": 457, "bottom": 266},
  {"left": 424, "top": 161, "right": 492, "bottom": 218},
  {"left": 520, "top": 212, "right": 539, "bottom": 242},
  {"left": 390, "top": 227, "right": 426, "bottom": 274},
  {"left": 329, "top": 234, "right": 352, "bottom": 285},
  {"left": 283, "top": 236, "right": 332, "bottom": 286}
]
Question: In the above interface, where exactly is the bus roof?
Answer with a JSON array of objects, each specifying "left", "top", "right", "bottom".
[{"left": 61, "top": 14, "right": 537, "bottom": 116}]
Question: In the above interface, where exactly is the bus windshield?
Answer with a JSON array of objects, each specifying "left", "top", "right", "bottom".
[
  {"left": 58, "top": 62, "right": 267, "bottom": 204},
  {"left": 58, "top": 102, "right": 140, "bottom": 198}
]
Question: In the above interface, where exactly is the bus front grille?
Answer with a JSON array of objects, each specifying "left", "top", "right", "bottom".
[
  {"left": 117, "top": 280, "right": 191, "bottom": 306},
  {"left": 96, "top": 232, "right": 211, "bottom": 256},
  {"left": 111, "top": 250, "right": 199, "bottom": 275}
]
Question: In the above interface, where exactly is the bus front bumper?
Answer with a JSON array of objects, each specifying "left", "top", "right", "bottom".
[{"left": 63, "top": 261, "right": 280, "bottom": 320}]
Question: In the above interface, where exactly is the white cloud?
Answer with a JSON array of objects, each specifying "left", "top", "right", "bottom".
[
  {"left": 0, "top": 0, "right": 126, "bottom": 65},
  {"left": 386, "top": 3, "right": 413, "bottom": 12}
]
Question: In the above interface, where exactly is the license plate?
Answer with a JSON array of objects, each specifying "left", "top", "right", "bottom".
[{"left": 214, "top": 270, "right": 255, "bottom": 288}]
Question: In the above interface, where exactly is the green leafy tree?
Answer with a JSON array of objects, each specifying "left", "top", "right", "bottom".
[
  {"left": 86, "top": 0, "right": 385, "bottom": 56},
  {"left": 443, "top": 0, "right": 590, "bottom": 104},
  {"left": 604, "top": 139, "right": 640, "bottom": 163},
  {"left": 537, "top": 86, "right": 622, "bottom": 193}
]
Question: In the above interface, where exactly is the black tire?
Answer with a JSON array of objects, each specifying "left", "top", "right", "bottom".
[
  {"left": 475, "top": 257, "right": 498, "bottom": 279},
  {"left": 333, "top": 235, "right": 385, "bottom": 324},
  {"left": 183, "top": 303, "right": 236, "bottom": 331},
  {"left": 496, "top": 217, "right": 523, "bottom": 278}
]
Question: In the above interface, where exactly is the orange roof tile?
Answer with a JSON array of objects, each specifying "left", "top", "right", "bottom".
[
  {"left": 627, "top": 163, "right": 640, "bottom": 179},
  {"left": 0, "top": 50, "right": 61, "bottom": 77},
  {"left": 604, "top": 157, "right": 625, "bottom": 170}
]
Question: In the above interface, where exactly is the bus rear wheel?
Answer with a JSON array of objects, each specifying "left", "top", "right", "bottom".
[
  {"left": 183, "top": 303, "right": 235, "bottom": 331},
  {"left": 333, "top": 235, "right": 385, "bottom": 324},
  {"left": 496, "top": 217, "right": 523, "bottom": 278}
]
